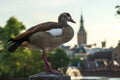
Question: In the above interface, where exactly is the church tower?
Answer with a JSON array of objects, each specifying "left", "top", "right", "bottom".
[{"left": 77, "top": 14, "right": 87, "bottom": 46}]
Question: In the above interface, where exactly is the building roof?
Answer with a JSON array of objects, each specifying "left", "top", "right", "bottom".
[
  {"left": 88, "top": 51, "right": 113, "bottom": 61},
  {"left": 73, "top": 46, "right": 86, "bottom": 53}
]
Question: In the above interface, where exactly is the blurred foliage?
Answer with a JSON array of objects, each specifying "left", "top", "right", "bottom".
[
  {"left": 0, "top": 17, "right": 44, "bottom": 79},
  {"left": 0, "top": 16, "right": 25, "bottom": 43},
  {"left": 115, "top": 5, "right": 120, "bottom": 15},
  {"left": 48, "top": 48, "right": 70, "bottom": 70},
  {"left": 0, "top": 16, "right": 71, "bottom": 79},
  {"left": 0, "top": 49, "right": 44, "bottom": 79},
  {"left": 71, "top": 57, "right": 85, "bottom": 68},
  {"left": 71, "top": 57, "right": 80, "bottom": 66}
]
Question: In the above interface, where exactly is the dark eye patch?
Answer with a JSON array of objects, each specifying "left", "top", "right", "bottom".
[
  {"left": 66, "top": 13, "right": 70, "bottom": 17},
  {"left": 63, "top": 15, "right": 67, "bottom": 18}
]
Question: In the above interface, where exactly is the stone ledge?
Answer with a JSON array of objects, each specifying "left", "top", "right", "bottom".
[{"left": 29, "top": 72, "right": 71, "bottom": 80}]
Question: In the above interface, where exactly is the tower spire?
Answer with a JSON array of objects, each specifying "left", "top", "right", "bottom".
[
  {"left": 79, "top": 14, "right": 85, "bottom": 32},
  {"left": 77, "top": 13, "right": 87, "bottom": 46}
]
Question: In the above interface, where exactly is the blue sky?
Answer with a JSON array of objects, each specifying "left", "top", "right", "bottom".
[{"left": 0, "top": 0, "right": 120, "bottom": 48}]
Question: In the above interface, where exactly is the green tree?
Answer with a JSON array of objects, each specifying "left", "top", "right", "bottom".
[
  {"left": 0, "top": 16, "right": 25, "bottom": 43},
  {"left": 48, "top": 48, "right": 70, "bottom": 70},
  {"left": 0, "top": 49, "right": 44, "bottom": 79},
  {"left": 0, "top": 16, "right": 26, "bottom": 79},
  {"left": 0, "top": 17, "right": 44, "bottom": 79},
  {"left": 71, "top": 57, "right": 80, "bottom": 66},
  {"left": 71, "top": 57, "right": 85, "bottom": 69}
]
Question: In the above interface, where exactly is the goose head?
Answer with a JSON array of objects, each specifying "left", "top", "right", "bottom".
[{"left": 58, "top": 12, "right": 76, "bottom": 24}]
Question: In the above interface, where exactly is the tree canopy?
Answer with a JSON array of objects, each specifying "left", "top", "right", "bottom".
[
  {"left": 48, "top": 48, "right": 70, "bottom": 70},
  {"left": 0, "top": 17, "right": 44, "bottom": 79},
  {"left": 0, "top": 17, "right": 25, "bottom": 43}
]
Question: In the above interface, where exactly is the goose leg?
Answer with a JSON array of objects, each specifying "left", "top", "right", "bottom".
[{"left": 42, "top": 49, "right": 61, "bottom": 74}]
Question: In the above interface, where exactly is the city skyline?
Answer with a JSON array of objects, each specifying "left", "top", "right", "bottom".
[{"left": 0, "top": 0, "right": 120, "bottom": 48}]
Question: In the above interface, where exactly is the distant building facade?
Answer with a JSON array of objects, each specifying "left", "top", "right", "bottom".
[{"left": 87, "top": 49, "right": 114, "bottom": 70}]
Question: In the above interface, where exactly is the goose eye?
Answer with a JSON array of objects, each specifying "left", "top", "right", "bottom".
[{"left": 67, "top": 17, "right": 71, "bottom": 20}]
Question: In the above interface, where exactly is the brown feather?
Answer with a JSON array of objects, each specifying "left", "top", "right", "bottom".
[
  {"left": 14, "top": 22, "right": 63, "bottom": 41},
  {"left": 14, "top": 30, "right": 33, "bottom": 40}
]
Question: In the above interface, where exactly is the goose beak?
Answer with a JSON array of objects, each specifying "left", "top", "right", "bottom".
[{"left": 69, "top": 18, "right": 76, "bottom": 23}]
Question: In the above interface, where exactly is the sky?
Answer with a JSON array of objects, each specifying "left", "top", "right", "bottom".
[{"left": 0, "top": 0, "right": 120, "bottom": 48}]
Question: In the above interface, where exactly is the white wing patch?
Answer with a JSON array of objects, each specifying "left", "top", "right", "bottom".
[{"left": 46, "top": 28, "right": 62, "bottom": 36}]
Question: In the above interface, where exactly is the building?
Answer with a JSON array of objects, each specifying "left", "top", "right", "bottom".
[
  {"left": 72, "top": 14, "right": 88, "bottom": 60},
  {"left": 112, "top": 41, "right": 120, "bottom": 66},
  {"left": 87, "top": 49, "right": 114, "bottom": 70},
  {"left": 77, "top": 14, "right": 87, "bottom": 46}
]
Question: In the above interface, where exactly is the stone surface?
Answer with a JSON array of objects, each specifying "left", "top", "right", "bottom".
[{"left": 29, "top": 72, "right": 71, "bottom": 80}]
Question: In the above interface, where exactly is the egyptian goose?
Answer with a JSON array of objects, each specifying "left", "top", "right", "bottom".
[{"left": 8, "top": 12, "right": 76, "bottom": 74}]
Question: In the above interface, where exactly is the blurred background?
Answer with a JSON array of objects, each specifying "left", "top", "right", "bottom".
[{"left": 0, "top": 0, "right": 120, "bottom": 80}]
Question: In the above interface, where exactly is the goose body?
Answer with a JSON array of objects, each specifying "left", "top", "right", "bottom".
[
  {"left": 28, "top": 22, "right": 74, "bottom": 50},
  {"left": 8, "top": 12, "right": 75, "bottom": 74}
]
